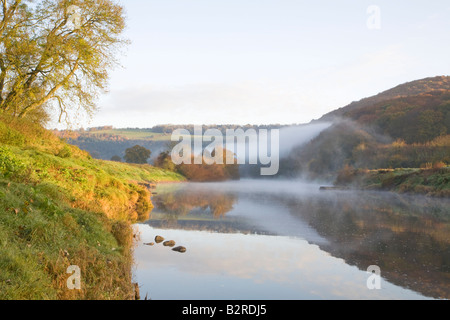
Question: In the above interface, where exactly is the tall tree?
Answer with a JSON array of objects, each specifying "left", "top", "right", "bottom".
[
  {"left": 124, "top": 145, "right": 151, "bottom": 164},
  {"left": 0, "top": 0, "right": 128, "bottom": 124}
]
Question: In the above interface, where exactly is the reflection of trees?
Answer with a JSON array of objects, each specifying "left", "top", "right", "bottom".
[
  {"left": 150, "top": 183, "right": 450, "bottom": 299},
  {"left": 283, "top": 193, "right": 450, "bottom": 299},
  {"left": 153, "top": 189, "right": 237, "bottom": 220}
]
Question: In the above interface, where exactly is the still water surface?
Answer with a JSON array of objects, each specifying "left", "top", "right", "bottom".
[{"left": 133, "top": 180, "right": 450, "bottom": 300}]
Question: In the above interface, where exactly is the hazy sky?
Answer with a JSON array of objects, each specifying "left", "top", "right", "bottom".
[{"left": 72, "top": 0, "right": 450, "bottom": 129}]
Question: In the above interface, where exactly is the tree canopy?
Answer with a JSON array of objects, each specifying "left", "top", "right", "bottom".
[
  {"left": 0, "top": 0, "right": 127, "bottom": 124},
  {"left": 124, "top": 145, "right": 151, "bottom": 164}
]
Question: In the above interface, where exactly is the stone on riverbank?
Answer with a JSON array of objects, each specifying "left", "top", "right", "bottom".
[{"left": 163, "top": 240, "right": 176, "bottom": 247}]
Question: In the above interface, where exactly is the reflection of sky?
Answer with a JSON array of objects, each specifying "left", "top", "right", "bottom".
[
  {"left": 226, "top": 198, "right": 329, "bottom": 245},
  {"left": 133, "top": 225, "right": 428, "bottom": 300}
]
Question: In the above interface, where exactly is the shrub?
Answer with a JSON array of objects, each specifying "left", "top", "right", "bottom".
[
  {"left": 56, "top": 145, "right": 73, "bottom": 158},
  {"left": 420, "top": 162, "right": 433, "bottom": 169},
  {"left": 0, "top": 147, "right": 26, "bottom": 178},
  {"left": 154, "top": 151, "right": 176, "bottom": 171},
  {"left": 111, "top": 221, "right": 133, "bottom": 249},
  {"left": 433, "top": 161, "right": 446, "bottom": 169},
  {"left": 0, "top": 122, "right": 25, "bottom": 146},
  {"left": 335, "top": 165, "right": 358, "bottom": 186}
]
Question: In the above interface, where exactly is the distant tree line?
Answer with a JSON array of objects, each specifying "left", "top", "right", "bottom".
[{"left": 149, "top": 124, "right": 290, "bottom": 135}]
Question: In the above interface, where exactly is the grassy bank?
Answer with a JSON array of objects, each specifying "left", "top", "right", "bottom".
[
  {"left": 335, "top": 166, "right": 450, "bottom": 197},
  {"left": 0, "top": 116, "right": 185, "bottom": 299}
]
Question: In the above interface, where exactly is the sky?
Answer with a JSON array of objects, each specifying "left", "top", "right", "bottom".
[{"left": 65, "top": 0, "right": 450, "bottom": 129}]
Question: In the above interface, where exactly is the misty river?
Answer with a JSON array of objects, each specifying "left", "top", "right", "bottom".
[{"left": 133, "top": 180, "right": 450, "bottom": 300}]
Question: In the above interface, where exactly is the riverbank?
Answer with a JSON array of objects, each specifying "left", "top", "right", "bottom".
[
  {"left": 334, "top": 167, "right": 450, "bottom": 197},
  {"left": 0, "top": 116, "right": 185, "bottom": 299}
]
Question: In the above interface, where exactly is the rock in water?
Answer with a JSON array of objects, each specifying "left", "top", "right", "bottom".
[
  {"left": 163, "top": 240, "right": 176, "bottom": 247},
  {"left": 172, "top": 246, "right": 186, "bottom": 253},
  {"left": 144, "top": 242, "right": 154, "bottom": 246},
  {"left": 155, "top": 235, "right": 164, "bottom": 243}
]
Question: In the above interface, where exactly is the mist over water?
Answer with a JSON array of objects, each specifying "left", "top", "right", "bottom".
[
  {"left": 184, "top": 179, "right": 324, "bottom": 196},
  {"left": 278, "top": 122, "right": 332, "bottom": 157},
  {"left": 218, "top": 122, "right": 333, "bottom": 177},
  {"left": 134, "top": 180, "right": 450, "bottom": 300},
  {"left": 232, "top": 121, "right": 332, "bottom": 161}
]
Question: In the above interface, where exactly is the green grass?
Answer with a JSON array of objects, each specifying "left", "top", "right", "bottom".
[
  {"left": 337, "top": 167, "right": 450, "bottom": 197},
  {"left": 0, "top": 179, "right": 132, "bottom": 299},
  {"left": 0, "top": 115, "right": 186, "bottom": 299},
  {"left": 98, "top": 159, "right": 185, "bottom": 183},
  {"left": 87, "top": 129, "right": 171, "bottom": 141}
]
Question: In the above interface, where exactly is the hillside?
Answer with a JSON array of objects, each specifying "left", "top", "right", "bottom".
[
  {"left": 320, "top": 75, "right": 450, "bottom": 122},
  {"left": 339, "top": 90, "right": 450, "bottom": 144},
  {"left": 335, "top": 167, "right": 450, "bottom": 197},
  {"left": 281, "top": 76, "right": 450, "bottom": 194},
  {"left": 0, "top": 115, "right": 184, "bottom": 299}
]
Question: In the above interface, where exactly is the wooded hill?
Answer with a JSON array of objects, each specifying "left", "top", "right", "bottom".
[
  {"left": 280, "top": 76, "right": 450, "bottom": 180},
  {"left": 320, "top": 76, "right": 450, "bottom": 124}
]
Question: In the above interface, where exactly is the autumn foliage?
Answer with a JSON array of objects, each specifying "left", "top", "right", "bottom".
[{"left": 155, "top": 148, "right": 240, "bottom": 182}]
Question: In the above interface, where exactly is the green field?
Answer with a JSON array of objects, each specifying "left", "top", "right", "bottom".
[
  {"left": 87, "top": 129, "right": 171, "bottom": 141},
  {"left": 84, "top": 128, "right": 222, "bottom": 142}
]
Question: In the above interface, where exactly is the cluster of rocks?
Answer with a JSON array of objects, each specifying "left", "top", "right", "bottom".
[{"left": 144, "top": 235, "right": 186, "bottom": 253}]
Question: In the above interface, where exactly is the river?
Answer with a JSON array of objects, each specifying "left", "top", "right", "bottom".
[{"left": 133, "top": 180, "right": 450, "bottom": 300}]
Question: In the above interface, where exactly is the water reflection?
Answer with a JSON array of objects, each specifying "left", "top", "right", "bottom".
[
  {"left": 153, "top": 187, "right": 237, "bottom": 218},
  {"left": 138, "top": 180, "right": 450, "bottom": 299},
  {"left": 280, "top": 192, "right": 450, "bottom": 300},
  {"left": 135, "top": 226, "right": 426, "bottom": 300}
]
